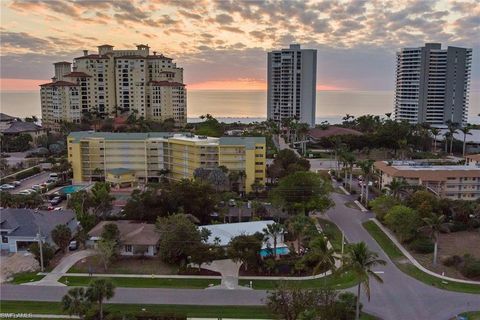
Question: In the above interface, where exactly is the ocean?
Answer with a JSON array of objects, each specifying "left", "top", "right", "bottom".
[{"left": 1, "top": 90, "right": 479, "bottom": 124}]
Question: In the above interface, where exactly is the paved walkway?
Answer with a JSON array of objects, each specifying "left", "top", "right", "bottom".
[
  {"left": 200, "top": 259, "right": 245, "bottom": 290},
  {"left": 26, "top": 249, "right": 97, "bottom": 286}
]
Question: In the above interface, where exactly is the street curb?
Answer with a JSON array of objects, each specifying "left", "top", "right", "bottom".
[
  {"left": 354, "top": 200, "right": 368, "bottom": 212},
  {"left": 339, "top": 185, "right": 350, "bottom": 195}
]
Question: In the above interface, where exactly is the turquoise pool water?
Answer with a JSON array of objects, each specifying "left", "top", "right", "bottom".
[
  {"left": 259, "top": 246, "right": 289, "bottom": 257},
  {"left": 58, "top": 185, "right": 85, "bottom": 194}
]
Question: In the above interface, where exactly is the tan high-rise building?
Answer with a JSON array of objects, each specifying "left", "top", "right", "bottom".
[{"left": 40, "top": 44, "right": 186, "bottom": 130}]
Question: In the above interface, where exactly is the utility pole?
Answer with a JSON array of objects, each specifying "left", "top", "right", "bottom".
[{"left": 36, "top": 230, "right": 44, "bottom": 272}]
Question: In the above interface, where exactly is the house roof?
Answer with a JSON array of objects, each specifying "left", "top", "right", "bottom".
[
  {"left": 1, "top": 121, "right": 44, "bottom": 134},
  {"left": 308, "top": 126, "right": 363, "bottom": 140},
  {"left": 374, "top": 161, "right": 480, "bottom": 181},
  {"left": 435, "top": 129, "right": 480, "bottom": 144},
  {"left": 219, "top": 136, "right": 266, "bottom": 149},
  {"left": 0, "top": 113, "right": 17, "bottom": 122},
  {"left": 68, "top": 131, "right": 178, "bottom": 142},
  {"left": 202, "top": 220, "right": 277, "bottom": 248},
  {"left": 88, "top": 220, "right": 160, "bottom": 246},
  {"left": 0, "top": 209, "right": 77, "bottom": 243}
]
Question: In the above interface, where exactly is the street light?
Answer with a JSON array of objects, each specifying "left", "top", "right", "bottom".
[{"left": 36, "top": 231, "right": 44, "bottom": 272}]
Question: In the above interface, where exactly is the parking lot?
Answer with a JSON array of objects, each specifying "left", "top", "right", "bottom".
[{"left": 9, "top": 172, "right": 51, "bottom": 194}]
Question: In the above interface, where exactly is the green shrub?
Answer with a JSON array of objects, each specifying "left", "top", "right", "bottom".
[
  {"left": 461, "top": 257, "right": 480, "bottom": 279},
  {"left": 450, "top": 222, "right": 468, "bottom": 232},
  {"left": 443, "top": 255, "right": 463, "bottom": 268},
  {"left": 15, "top": 166, "right": 41, "bottom": 180},
  {"left": 409, "top": 238, "right": 434, "bottom": 254}
]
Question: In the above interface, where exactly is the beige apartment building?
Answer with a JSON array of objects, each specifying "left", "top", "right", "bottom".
[
  {"left": 375, "top": 161, "right": 480, "bottom": 200},
  {"left": 40, "top": 44, "right": 185, "bottom": 130}
]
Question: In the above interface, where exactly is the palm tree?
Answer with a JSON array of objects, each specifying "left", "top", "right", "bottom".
[
  {"left": 358, "top": 160, "right": 374, "bottom": 206},
  {"left": 86, "top": 279, "right": 115, "bottom": 320},
  {"left": 287, "top": 214, "right": 314, "bottom": 254},
  {"left": 385, "top": 178, "right": 408, "bottom": 199},
  {"left": 341, "top": 242, "right": 386, "bottom": 320},
  {"left": 446, "top": 122, "right": 458, "bottom": 155},
  {"left": 309, "top": 236, "right": 336, "bottom": 280},
  {"left": 420, "top": 213, "right": 448, "bottom": 266},
  {"left": 263, "top": 223, "right": 284, "bottom": 259},
  {"left": 430, "top": 128, "right": 440, "bottom": 153},
  {"left": 62, "top": 287, "right": 91, "bottom": 320},
  {"left": 459, "top": 125, "right": 472, "bottom": 156}
]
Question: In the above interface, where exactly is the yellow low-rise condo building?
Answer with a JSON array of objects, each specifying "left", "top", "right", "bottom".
[{"left": 68, "top": 132, "right": 266, "bottom": 192}]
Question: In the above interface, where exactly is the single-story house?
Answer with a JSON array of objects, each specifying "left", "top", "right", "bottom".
[
  {"left": 0, "top": 208, "right": 78, "bottom": 253},
  {"left": 202, "top": 220, "right": 288, "bottom": 256},
  {"left": 87, "top": 220, "right": 160, "bottom": 256}
]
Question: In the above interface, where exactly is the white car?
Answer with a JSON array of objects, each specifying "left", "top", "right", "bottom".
[
  {"left": 0, "top": 184, "right": 15, "bottom": 190},
  {"left": 12, "top": 181, "right": 21, "bottom": 186},
  {"left": 18, "top": 189, "right": 36, "bottom": 195}
]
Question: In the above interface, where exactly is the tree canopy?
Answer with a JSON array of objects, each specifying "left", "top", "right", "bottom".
[{"left": 270, "top": 171, "right": 333, "bottom": 215}]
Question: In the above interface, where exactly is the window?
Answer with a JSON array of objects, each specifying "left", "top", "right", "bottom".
[
  {"left": 125, "top": 245, "right": 132, "bottom": 252},
  {"left": 255, "top": 146, "right": 264, "bottom": 150},
  {"left": 255, "top": 170, "right": 263, "bottom": 173},
  {"left": 255, "top": 162, "right": 264, "bottom": 165}
]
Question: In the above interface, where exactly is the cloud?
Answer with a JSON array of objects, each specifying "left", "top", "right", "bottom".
[
  {"left": 219, "top": 26, "right": 244, "bottom": 34},
  {"left": 1, "top": 31, "right": 51, "bottom": 52},
  {"left": 215, "top": 13, "right": 234, "bottom": 24}
]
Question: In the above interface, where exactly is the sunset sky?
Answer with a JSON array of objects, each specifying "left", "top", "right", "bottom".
[{"left": 1, "top": 0, "right": 479, "bottom": 91}]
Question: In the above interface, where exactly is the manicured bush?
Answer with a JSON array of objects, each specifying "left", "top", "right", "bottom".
[
  {"left": 409, "top": 238, "right": 434, "bottom": 254},
  {"left": 450, "top": 222, "right": 468, "bottom": 232},
  {"left": 15, "top": 166, "right": 41, "bottom": 180}
]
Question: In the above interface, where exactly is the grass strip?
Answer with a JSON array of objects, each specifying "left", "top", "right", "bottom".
[
  {"left": 0, "top": 301, "right": 272, "bottom": 318},
  {"left": 363, "top": 221, "right": 480, "bottom": 294},
  {"left": 317, "top": 217, "right": 345, "bottom": 252},
  {"left": 59, "top": 276, "right": 221, "bottom": 288},
  {"left": 9, "top": 272, "right": 45, "bottom": 284},
  {"left": 459, "top": 311, "right": 480, "bottom": 320}
]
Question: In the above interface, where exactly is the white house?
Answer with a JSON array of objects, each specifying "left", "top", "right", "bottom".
[
  {"left": 0, "top": 208, "right": 78, "bottom": 253},
  {"left": 202, "top": 220, "right": 287, "bottom": 255},
  {"left": 87, "top": 220, "right": 160, "bottom": 256}
]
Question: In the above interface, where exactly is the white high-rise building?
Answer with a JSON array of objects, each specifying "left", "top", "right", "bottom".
[
  {"left": 40, "top": 44, "right": 186, "bottom": 130},
  {"left": 394, "top": 43, "right": 472, "bottom": 126},
  {"left": 267, "top": 44, "right": 317, "bottom": 127}
]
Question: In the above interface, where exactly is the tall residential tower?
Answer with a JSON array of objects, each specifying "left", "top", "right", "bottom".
[
  {"left": 40, "top": 44, "right": 186, "bottom": 130},
  {"left": 394, "top": 43, "right": 472, "bottom": 126},
  {"left": 267, "top": 44, "right": 317, "bottom": 127}
]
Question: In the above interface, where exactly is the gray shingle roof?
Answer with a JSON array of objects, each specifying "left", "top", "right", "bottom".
[
  {"left": 0, "top": 209, "right": 78, "bottom": 245},
  {"left": 1, "top": 121, "right": 44, "bottom": 134}
]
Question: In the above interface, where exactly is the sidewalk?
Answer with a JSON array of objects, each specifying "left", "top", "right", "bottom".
[{"left": 370, "top": 218, "right": 480, "bottom": 285}]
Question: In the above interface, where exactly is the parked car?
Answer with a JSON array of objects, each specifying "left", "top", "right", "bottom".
[
  {"left": 31, "top": 184, "right": 42, "bottom": 191},
  {"left": 228, "top": 199, "right": 237, "bottom": 207},
  {"left": 69, "top": 241, "right": 78, "bottom": 251},
  {"left": 12, "top": 181, "right": 21, "bottom": 186},
  {"left": 18, "top": 189, "right": 34, "bottom": 195},
  {"left": 49, "top": 173, "right": 59, "bottom": 179},
  {"left": 0, "top": 184, "right": 15, "bottom": 190},
  {"left": 50, "top": 196, "right": 62, "bottom": 205}
]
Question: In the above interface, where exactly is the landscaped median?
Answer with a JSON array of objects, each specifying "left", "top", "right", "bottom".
[{"left": 363, "top": 220, "right": 480, "bottom": 294}]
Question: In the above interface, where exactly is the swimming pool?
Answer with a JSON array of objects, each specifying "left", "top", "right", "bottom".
[
  {"left": 58, "top": 185, "right": 86, "bottom": 195},
  {"left": 259, "top": 246, "right": 290, "bottom": 257}
]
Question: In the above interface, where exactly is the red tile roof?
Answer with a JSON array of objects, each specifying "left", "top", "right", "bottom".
[
  {"left": 39, "top": 81, "right": 78, "bottom": 87},
  {"left": 149, "top": 81, "right": 185, "bottom": 87},
  {"left": 308, "top": 126, "right": 363, "bottom": 140},
  {"left": 64, "top": 72, "right": 92, "bottom": 78}
]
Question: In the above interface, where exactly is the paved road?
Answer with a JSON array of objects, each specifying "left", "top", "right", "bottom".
[
  {"left": 324, "top": 190, "right": 480, "bottom": 320},
  {"left": 12, "top": 172, "right": 51, "bottom": 194},
  {"left": 0, "top": 284, "right": 267, "bottom": 306}
]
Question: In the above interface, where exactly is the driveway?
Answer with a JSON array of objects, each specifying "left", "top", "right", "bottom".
[{"left": 27, "top": 249, "right": 97, "bottom": 286}]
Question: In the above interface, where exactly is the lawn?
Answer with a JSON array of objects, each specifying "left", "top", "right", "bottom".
[
  {"left": 9, "top": 272, "right": 45, "bottom": 284},
  {"left": 317, "top": 217, "right": 346, "bottom": 252},
  {"left": 363, "top": 221, "right": 480, "bottom": 294},
  {"left": 239, "top": 270, "right": 358, "bottom": 290},
  {"left": 68, "top": 255, "right": 178, "bottom": 275},
  {"left": 59, "top": 276, "right": 221, "bottom": 288}
]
